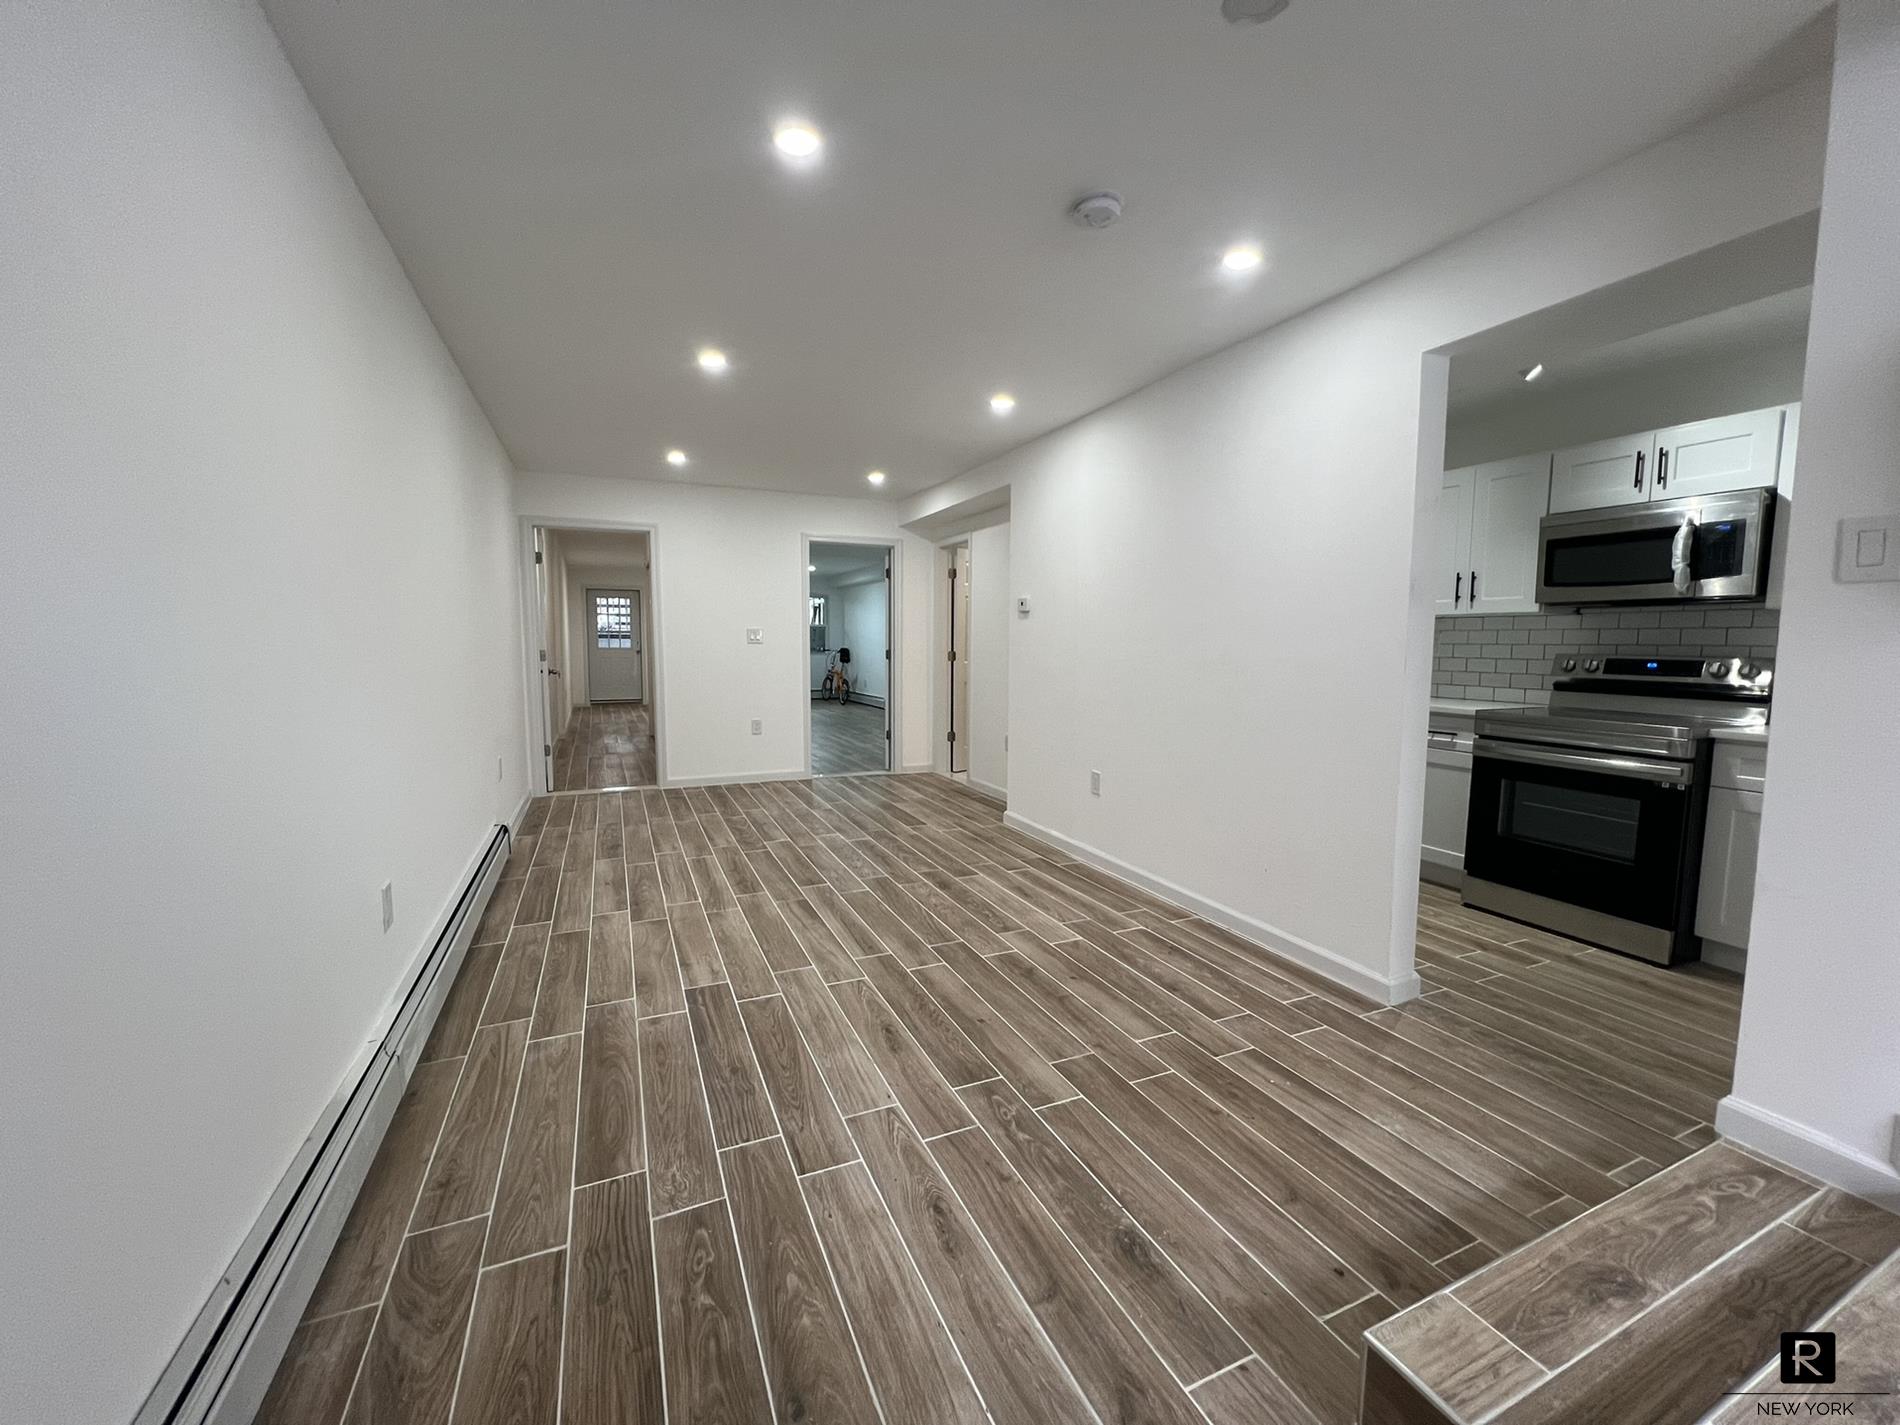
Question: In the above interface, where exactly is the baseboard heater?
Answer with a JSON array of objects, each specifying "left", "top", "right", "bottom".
[{"left": 132, "top": 821, "right": 513, "bottom": 1425}]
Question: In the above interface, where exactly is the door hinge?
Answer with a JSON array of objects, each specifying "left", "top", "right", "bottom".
[
  {"left": 543, "top": 744, "right": 552, "bottom": 756},
  {"left": 539, "top": 649, "right": 547, "bottom": 663},
  {"left": 947, "top": 730, "right": 956, "bottom": 744},
  {"left": 885, "top": 648, "right": 890, "bottom": 660},
  {"left": 534, "top": 551, "right": 543, "bottom": 565},
  {"left": 948, "top": 568, "right": 957, "bottom": 581},
  {"left": 947, "top": 650, "right": 957, "bottom": 663}
]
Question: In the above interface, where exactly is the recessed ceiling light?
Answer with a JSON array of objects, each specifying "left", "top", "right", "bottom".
[
  {"left": 772, "top": 121, "right": 824, "bottom": 161},
  {"left": 1521, "top": 363, "right": 1545, "bottom": 382},
  {"left": 696, "top": 347, "right": 730, "bottom": 374},
  {"left": 665, "top": 448, "right": 689, "bottom": 467},
  {"left": 989, "top": 392, "right": 1017, "bottom": 415},
  {"left": 1222, "top": 0, "right": 1290, "bottom": 24},
  {"left": 866, "top": 470, "right": 886, "bottom": 486},
  {"left": 1220, "top": 242, "right": 1265, "bottom": 273}
]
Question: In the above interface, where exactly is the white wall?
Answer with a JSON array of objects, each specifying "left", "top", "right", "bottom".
[
  {"left": 968, "top": 523, "right": 1012, "bottom": 798},
  {"left": 905, "top": 77, "right": 1828, "bottom": 1004},
  {"left": 1721, "top": 0, "right": 1900, "bottom": 1205},
  {"left": 1445, "top": 336, "right": 1808, "bottom": 467},
  {"left": 834, "top": 577, "right": 890, "bottom": 705},
  {"left": 0, "top": 5, "right": 528, "bottom": 1421},
  {"left": 515, "top": 474, "right": 933, "bottom": 781}
]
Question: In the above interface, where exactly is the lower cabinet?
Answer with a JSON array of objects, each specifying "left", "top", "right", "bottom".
[
  {"left": 1697, "top": 785, "right": 1763, "bottom": 949},
  {"left": 1422, "top": 730, "right": 1473, "bottom": 884}
]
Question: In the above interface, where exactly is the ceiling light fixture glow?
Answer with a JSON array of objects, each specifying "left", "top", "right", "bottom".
[
  {"left": 989, "top": 392, "right": 1017, "bottom": 415},
  {"left": 696, "top": 347, "right": 730, "bottom": 374},
  {"left": 665, "top": 448, "right": 689, "bottom": 467},
  {"left": 1220, "top": 242, "right": 1265, "bottom": 273},
  {"left": 772, "top": 121, "right": 824, "bottom": 160},
  {"left": 866, "top": 470, "right": 886, "bottom": 486},
  {"left": 1521, "top": 363, "right": 1545, "bottom": 382},
  {"left": 808, "top": 563, "right": 817, "bottom": 573}
]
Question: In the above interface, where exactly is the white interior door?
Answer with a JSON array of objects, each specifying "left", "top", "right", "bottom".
[
  {"left": 587, "top": 589, "right": 643, "bottom": 702},
  {"left": 534, "top": 529, "right": 557, "bottom": 790}
]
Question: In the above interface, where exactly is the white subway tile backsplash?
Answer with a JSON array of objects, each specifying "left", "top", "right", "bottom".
[{"left": 1431, "top": 606, "right": 1778, "bottom": 702}]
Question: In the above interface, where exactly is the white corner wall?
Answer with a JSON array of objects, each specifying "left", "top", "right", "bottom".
[
  {"left": 0, "top": 4, "right": 528, "bottom": 1422},
  {"left": 906, "top": 77, "right": 1828, "bottom": 1004},
  {"left": 515, "top": 473, "right": 932, "bottom": 781},
  {"left": 968, "top": 523, "right": 1012, "bottom": 798},
  {"left": 1720, "top": 0, "right": 1900, "bottom": 1205}
]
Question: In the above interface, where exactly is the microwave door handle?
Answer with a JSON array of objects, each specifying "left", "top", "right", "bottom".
[{"left": 1671, "top": 518, "right": 1697, "bottom": 593}]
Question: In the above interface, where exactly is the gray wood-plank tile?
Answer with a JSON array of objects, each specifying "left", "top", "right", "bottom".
[{"left": 265, "top": 780, "right": 1772, "bottom": 1425}]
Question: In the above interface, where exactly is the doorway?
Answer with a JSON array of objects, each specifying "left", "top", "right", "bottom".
[
  {"left": 806, "top": 539, "right": 894, "bottom": 775},
  {"left": 946, "top": 541, "right": 971, "bottom": 774},
  {"left": 526, "top": 523, "right": 660, "bottom": 792},
  {"left": 585, "top": 589, "right": 643, "bottom": 702}
]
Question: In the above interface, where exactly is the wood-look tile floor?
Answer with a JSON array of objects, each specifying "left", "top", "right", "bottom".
[
  {"left": 260, "top": 776, "right": 1741, "bottom": 1425},
  {"left": 553, "top": 703, "right": 656, "bottom": 790},
  {"left": 810, "top": 697, "right": 888, "bottom": 775}
]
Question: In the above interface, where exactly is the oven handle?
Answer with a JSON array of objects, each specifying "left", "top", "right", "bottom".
[{"left": 1473, "top": 738, "right": 1693, "bottom": 786}]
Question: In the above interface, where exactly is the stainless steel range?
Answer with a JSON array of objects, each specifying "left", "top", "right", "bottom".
[{"left": 1462, "top": 652, "right": 1772, "bottom": 965}]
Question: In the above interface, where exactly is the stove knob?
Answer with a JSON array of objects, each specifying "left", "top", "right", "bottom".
[
  {"left": 1561, "top": 658, "right": 1577, "bottom": 673},
  {"left": 1583, "top": 659, "right": 1600, "bottom": 673},
  {"left": 1739, "top": 661, "right": 1761, "bottom": 680},
  {"left": 1706, "top": 659, "right": 1731, "bottom": 678}
]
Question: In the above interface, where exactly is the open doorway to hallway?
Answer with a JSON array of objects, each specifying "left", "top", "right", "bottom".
[
  {"left": 806, "top": 539, "right": 892, "bottom": 775},
  {"left": 533, "top": 525, "right": 659, "bottom": 790}
]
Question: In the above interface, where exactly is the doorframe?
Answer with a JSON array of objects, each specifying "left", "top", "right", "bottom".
[
  {"left": 801, "top": 534, "right": 900, "bottom": 777},
  {"left": 516, "top": 516, "right": 666, "bottom": 793},
  {"left": 581, "top": 585, "right": 646, "bottom": 705}
]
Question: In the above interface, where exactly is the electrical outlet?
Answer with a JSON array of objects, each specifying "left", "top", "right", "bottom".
[
  {"left": 1089, "top": 770, "right": 1102, "bottom": 796},
  {"left": 380, "top": 881, "right": 394, "bottom": 932},
  {"left": 746, "top": 627, "right": 764, "bottom": 645},
  {"left": 750, "top": 718, "right": 763, "bottom": 736}
]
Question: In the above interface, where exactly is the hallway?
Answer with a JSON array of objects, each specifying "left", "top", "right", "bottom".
[
  {"left": 552, "top": 703, "right": 655, "bottom": 791},
  {"left": 258, "top": 774, "right": 1766, "bottom": 1425}
]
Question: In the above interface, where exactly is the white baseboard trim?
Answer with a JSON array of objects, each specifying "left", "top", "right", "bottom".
[
  {"left": 901, "top": 761, "right": 934, "bottom": 775},
  {"left": 965, "top": 777, "right": 1008, "bottom": 805},
  {"left": 1716, "top": 1094, "right": 1900, "bottom": 1210},
  {"left": 663, "top": 767, "right": 809, "bottom": 789},
  {"left": 1002, "top": 811, "right": 1420, "bottom": 1007},
  {"left": 1698, "top": 939, "right": 1748, "bottom": 975}
]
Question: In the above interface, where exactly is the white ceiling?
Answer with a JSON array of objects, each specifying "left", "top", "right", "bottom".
[
  {"left": 262, "top": 0, "right": 1831, "bottom": 499},
  {"left": 809, "top": 542, "right": 888, "bottom": 584}
]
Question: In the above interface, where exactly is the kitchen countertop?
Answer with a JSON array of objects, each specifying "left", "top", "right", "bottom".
[
  {"left": 1710, "top": 724, "right": 1770, "bottom": 745},
  {"left": 1430, "top": 697, "right": 1513, "bottom": 717}
]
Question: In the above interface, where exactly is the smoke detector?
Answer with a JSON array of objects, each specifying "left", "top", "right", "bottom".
[
  {"left": 1222, "top": 0, "right": 1289, "bottom": 23},
  {"left": 1069, "top": 192, "right": 1124, "bottom": 230}
]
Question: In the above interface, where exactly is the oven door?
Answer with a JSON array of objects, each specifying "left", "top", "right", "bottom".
[{"left": 1464, "top": 739, "right": 1699, "bottom": 959}]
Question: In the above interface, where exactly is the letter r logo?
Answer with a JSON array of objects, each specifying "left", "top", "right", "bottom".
[{"left": 1780, "top": 1332, "right": 1835, "bottom": 1384}]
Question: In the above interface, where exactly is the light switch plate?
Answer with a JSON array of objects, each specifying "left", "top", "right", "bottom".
[
  {"left": 746, "top": 627, "right": 764, "bottom": 644},
  {"left": 1837, "top": 515, "right": 1900, "bottom": 583}
]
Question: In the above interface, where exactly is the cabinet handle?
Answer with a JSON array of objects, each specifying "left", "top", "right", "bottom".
[
  {"left": 1634, "top": 450, "right": 1645, "bottom": 491},
  {"left": 1454, "top": 572, "right": 1462, "bottom": 607},
  {"left": 1471, "top": 569, "right": 1478, "bottom": 603},
  {"left": 1656, "top": 447, "right": 1668, "bottom": 490}
]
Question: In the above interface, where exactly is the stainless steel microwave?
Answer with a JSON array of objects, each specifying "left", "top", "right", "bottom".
[{"left": 1535, "top": 489, "right": 1774, "bottom": 606}]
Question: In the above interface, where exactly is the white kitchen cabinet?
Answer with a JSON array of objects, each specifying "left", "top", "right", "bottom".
[
  {"left": 1436, "top": 457, "right": 1549, "bottom": 616},
  {"left": 1433, "top": 466, "right": 1476, "bottom": 615},
  {"left": 1652, "top": 407, "right": 1785, "bottom": 500},
  {"left": 1766, "top": 402, "right": 1800, "bottom": 611},
  {"left": 1550, "top": 432, "right": 1655, "bottom": 514},
  {"left": 1697, "top": 785, "right": 1763, "bottom": 950},
  {"left": 1469, "top": 455, "right": 1552, "bottom": 614},
  {"left": 1421, "top": 727, "right": 1474, "bottom": 884}
]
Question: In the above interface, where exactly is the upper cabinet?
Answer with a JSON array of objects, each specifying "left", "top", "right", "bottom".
[
  {"left": 1651, "top": 407, "right": 1785, "bottom": 500},
  {"left": 1435, "top": 455, "right": 1551, "bottom": 616},
  {"left": 1550, "top": 406, "right": 1785, "bottom": 514},
  {"left": 1549, "top": 433, "right": 1655, "bottom": 514},
  {"left": 1433, "top": 466, "right": 1476, "bottom": 615}
]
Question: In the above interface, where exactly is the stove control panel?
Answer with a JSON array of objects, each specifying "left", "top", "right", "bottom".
[{"left": 1550, "top": 653, "right": 1774, "bottom": 693}]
